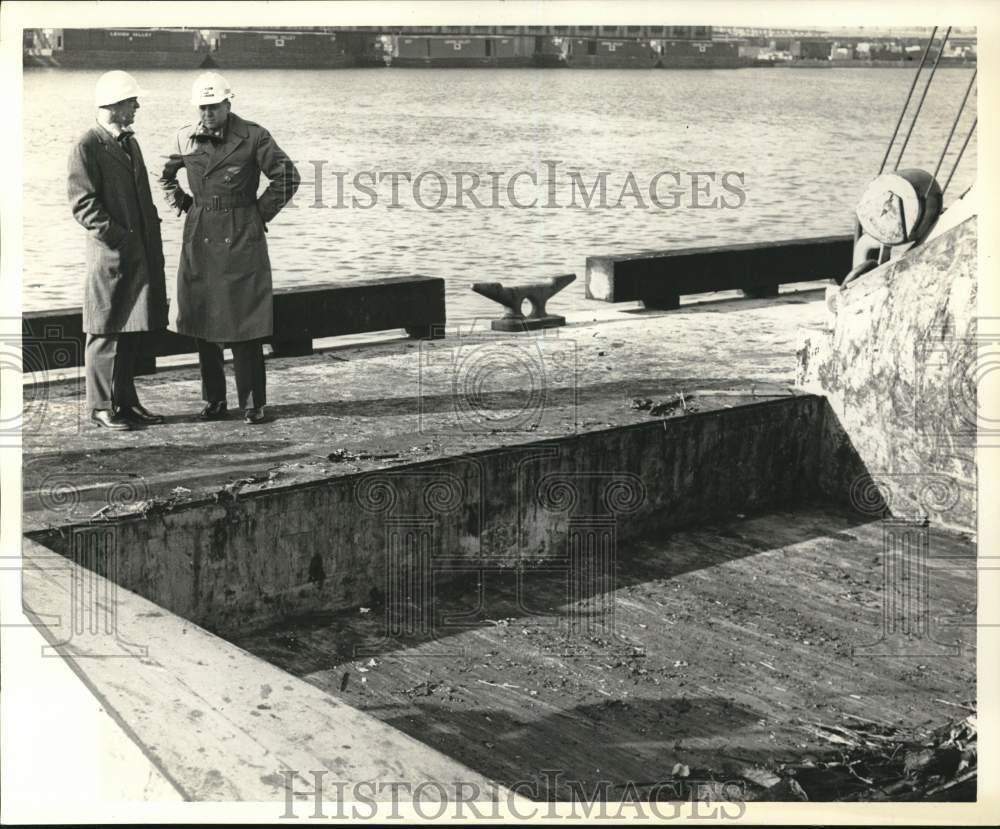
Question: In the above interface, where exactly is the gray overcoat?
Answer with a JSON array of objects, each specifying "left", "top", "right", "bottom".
[
  {"left": 159, "top": 113, "right": 300, "bottom": 342},
  {"left": 67, "top": 125, "right": 168, "bottom": 334}
]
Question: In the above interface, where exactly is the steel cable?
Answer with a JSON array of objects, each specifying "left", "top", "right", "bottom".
[
  {"left": 877, "top": 26, "right": 938, "bottom": 175},
  {"left": 894, "top": 26, "right": 951, "bottom": 170},
  {"left": 855, "top": 28, "right": 941, "bottom": 244},
  {"left": 927, "top": 69, "right": 977, "bottom": 196},
  {"left": 942, "top": 118, "right": 977, "bottom": 195}
]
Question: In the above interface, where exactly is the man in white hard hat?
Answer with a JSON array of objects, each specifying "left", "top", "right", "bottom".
[
  {"left": 160, "top": 72, "right": 300, "bottom": 425},
  {"left": 68, "top": 70, "right": 168, "bottom": 430}
]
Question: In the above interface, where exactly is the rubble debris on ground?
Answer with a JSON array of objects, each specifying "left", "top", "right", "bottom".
[
  {"left": 737, "top": 712, "right": 977, "bottom": 801},
  {"left": 629, "top": 387, "right": 798, "bottom": 418},
  {"left": 629, "top": 394, "right": 698, "bottom": 417},
  {"left": 327, "top": 448, "right": 403, "bottom": 462},
  {"left": 212, "top": 469, "right": 281, "bottom": 503},
  {"left": 91, "top": 485, "right": 200, "bottom": 520}
]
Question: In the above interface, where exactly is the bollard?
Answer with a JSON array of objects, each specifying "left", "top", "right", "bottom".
[{"left": 471, "top": 274, "right": 576, "bottom": 331}]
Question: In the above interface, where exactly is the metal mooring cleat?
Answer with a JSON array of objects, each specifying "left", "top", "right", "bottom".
[{"left": 471, "top": 273, "right": 576, "bottom": 331}]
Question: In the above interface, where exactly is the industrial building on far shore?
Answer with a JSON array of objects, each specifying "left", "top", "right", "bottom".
[{"left": 23, "top": 26, "right": 978, "bottom": 70}]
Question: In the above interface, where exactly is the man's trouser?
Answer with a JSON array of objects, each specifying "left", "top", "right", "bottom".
[
  {"left": 85, "top": 332, "right": 142, "bottom": 411},
  {"left": 196, "top": 339, "right": 266, "bottom": 410}
]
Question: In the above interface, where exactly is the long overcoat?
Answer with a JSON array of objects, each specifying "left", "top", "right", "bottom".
[
  {"left": 159, "top": 113, "right": 300, "bottom": 342},
  {"left": 67, "top": 126, "right": 168, "bottom": 334}
]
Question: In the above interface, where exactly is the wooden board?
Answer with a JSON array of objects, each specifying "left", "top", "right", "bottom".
[
  {"left": 585, "top": 236, "right": 853, "bottom": 305},
  {"left": 20, "top": 538, "right": 519, "bottom": 804},
  {"left": 234, "top": 506, "right": 976, "bottom": 801},
  {"left": 21, "top": 276, "right": 446, "bottom": 372}
]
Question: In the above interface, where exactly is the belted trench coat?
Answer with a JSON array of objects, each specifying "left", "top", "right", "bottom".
[
  {"left": 159, "top": 113, "right": 300, "bottom": 342},
  {"left": 67, "top": 125, "right": 168, "bottom": 334}
]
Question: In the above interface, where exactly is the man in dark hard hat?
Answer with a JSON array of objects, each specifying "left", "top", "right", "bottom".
[
  {"left": 68, "top": 70, "right": 168, "bottom": 430},
  {"left": 160, "top": 71, "right": 300, "bottom": 425}
]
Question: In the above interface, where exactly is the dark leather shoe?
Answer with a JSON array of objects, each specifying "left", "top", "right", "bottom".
[
  {"left": 91, "top": 409, "right": 132, "bottom": 431},
  {"left": 118, "top": 404, "right": 163, "bottom": 425},
  {"left": 243, "top": 406, "right": 267, "bottom": 424},
  {"left": 200, "top": 401, "right": 228, "bottom": 421}
]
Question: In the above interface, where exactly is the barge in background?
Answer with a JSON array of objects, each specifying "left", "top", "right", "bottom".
[
  {"left": 23, "top": 26, "right": 976, "bottom": 71},
  {"left": 386, "top": 26, "right": 744, "bottom": 68},
  {"left": 23, "top": 27, "right": 386, "bottom": 70},
  {"left": 390, "top": 33, "right": 540, "bottom": 68},
  {"left": 205, "top": 29, "right": 385, "bottom": 69},
  {"left": 23, "top": 27, "right": 211, "bottom": 69},
  {"left": 557, "top": 36, "right": 742, "bottom": 68},
  {"left": 23, "top": 25, "right": 746, "bottom": 70}
]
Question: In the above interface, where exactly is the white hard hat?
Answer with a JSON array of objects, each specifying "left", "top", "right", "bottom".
[
  {"left": 95, "top": 70, "right": 144, "bottom": 107},
  {"left": 191, "top": 72, "right": 234, "bottom": 106}
]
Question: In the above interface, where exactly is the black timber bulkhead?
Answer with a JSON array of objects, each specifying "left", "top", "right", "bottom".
[
  {"left": 21, "top": 276, "right": 446, "bottom": 374},
  {"left": 585, "top": 235, "right": 854, "bottom": 309}
]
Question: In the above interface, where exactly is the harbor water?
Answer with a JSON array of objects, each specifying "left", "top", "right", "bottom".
[{"left": 23, "top": 67, "right": 977, "bottom": 322}]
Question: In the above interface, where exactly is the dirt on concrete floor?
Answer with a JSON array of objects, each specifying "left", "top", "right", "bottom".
[
  {"left": 232, "top": 505, "right": 976, "bottom": 802},
  {"left": 23, "top": 290, "right": 827, "bottom": 531}
]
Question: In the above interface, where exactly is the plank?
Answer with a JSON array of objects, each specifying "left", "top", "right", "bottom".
[
  {"left": 20, "top": 538, "right": 520, "bottom": 804},
  {"left": 233, "top": 505, "right": 976, "bottom": 795}
]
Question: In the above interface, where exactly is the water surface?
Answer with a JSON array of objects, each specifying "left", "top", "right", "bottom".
[{"left": 23, "top": 67, "right": 977, "bottom": 321}]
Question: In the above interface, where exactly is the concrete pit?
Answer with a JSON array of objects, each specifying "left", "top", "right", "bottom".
[{"left": 21, "top": 219, "right": 979, "bottom": 802}]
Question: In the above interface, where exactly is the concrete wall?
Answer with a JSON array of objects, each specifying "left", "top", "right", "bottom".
[
  {"left": 796, "top": 217, "right": 977, "bottom": 534},
  {"left": 31, "top": 396, "right": 825, "bottom": 635}
]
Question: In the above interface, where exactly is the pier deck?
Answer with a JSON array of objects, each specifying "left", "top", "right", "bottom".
[
  {"left": 232, "top": 505, "right": 976, "bottom": 800},
  {"left": 23, "top": 286, "right": 827, "bottom": 531},
  {"left": 20, "top": 282, "right": 978, "bottom": 801}
]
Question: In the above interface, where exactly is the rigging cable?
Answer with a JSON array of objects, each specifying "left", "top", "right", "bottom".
[
  {"left": 927, "top": 69, "right": 977, "bottom": 197},
  {"left": 855, "top": 29, "right": 941, "bottom": 244},
  {"left": 877, "top": 26, "right": 938, "bottom": 175},
  {"left": 894, "top": 26, "right": 951, "bottom": 170},
  {"left": 942, "top": 117, "right": 977, "bottom": 196}
]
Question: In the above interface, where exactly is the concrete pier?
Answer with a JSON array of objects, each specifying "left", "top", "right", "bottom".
[
  {"left": 19, "top": 238, "right": 979, "bottom": 803},
  {"left": 23, "top": 285, "right": 831, "bottom": 531}
]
